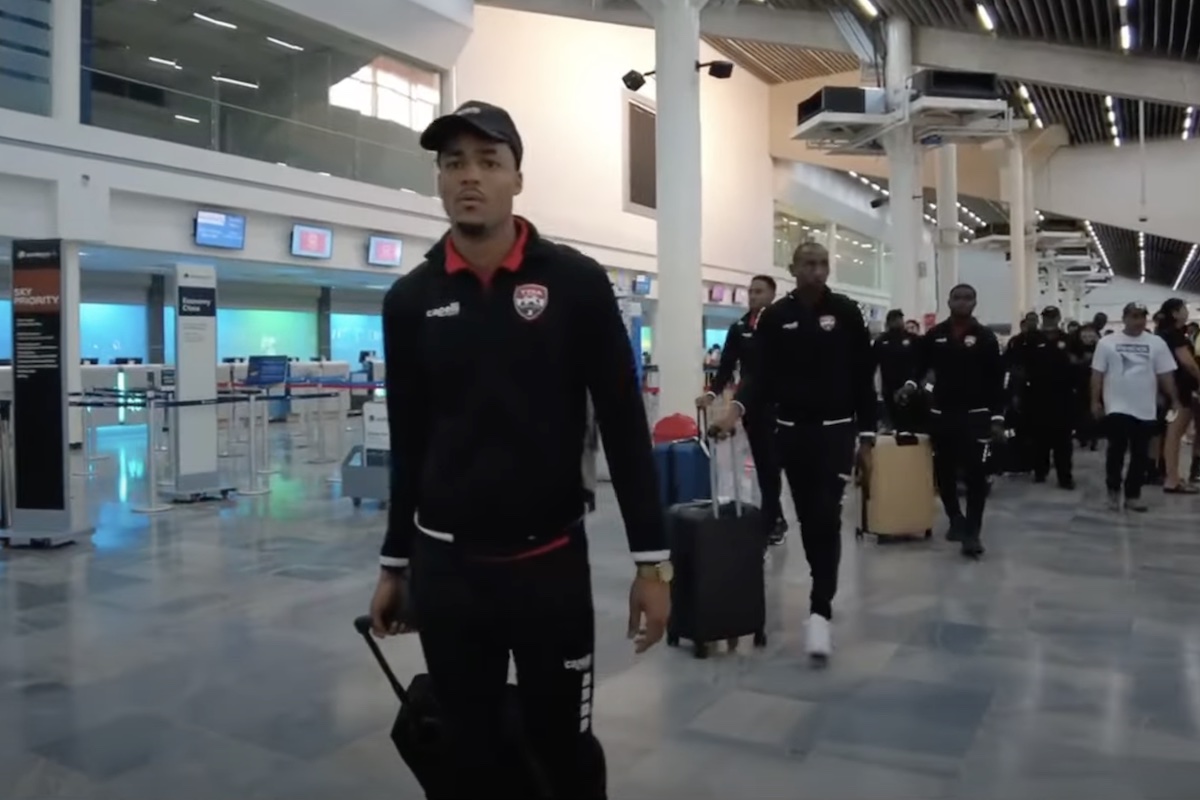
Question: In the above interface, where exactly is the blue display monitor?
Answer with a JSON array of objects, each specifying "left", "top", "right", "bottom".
[
  {"left": 291, "top": 224, "right": 333, "bottom": 259},
  {"left": 632, "top": 274, "right": 652, "bottom": 296},
  {"left": 245, "top": 355, "right": 290, "bottom": 386},
  {"left": 367, "top": 236, "right": 403, "bottom": 267},
  {"left": 194, "top": 210, "right": 246, "bottom": 250}
]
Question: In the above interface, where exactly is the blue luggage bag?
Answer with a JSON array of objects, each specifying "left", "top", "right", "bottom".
[{"left": 654, "top": 438, "right": 712, "bottom": 508}]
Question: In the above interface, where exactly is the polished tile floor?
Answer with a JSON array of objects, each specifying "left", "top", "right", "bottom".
[{"left": 3, "top": 420, "right": 1200, "bottom": 799}]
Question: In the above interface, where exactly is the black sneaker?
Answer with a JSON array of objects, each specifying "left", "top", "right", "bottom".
[
  {"left": 961, "top": 535, "right": 985, "bottom": 559},
  {"left": 768, "top": 519, "right": 788, "bottom": 547},
  {"left": 1125, "top": 497, "right": 1149, "bottom": 512},
  {"left": 1106, "top": 491, "right": 1122, "bottom": 512},
  {"left": 945, "top": 517, "right": 967, "bottom": 542},
  {"left": 1033, "top": 474, "right": 1048, "bottom": 484},
  {"left": 1058, "top": 478, "right": 1076, "bottom": 490}
]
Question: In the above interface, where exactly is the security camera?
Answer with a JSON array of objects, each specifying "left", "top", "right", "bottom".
[
  {"left": 870, "top": 197, "right": 889, "bottom": 209},
  {"left": 622, "top": 70, "right": 647, "bottom": 92},
  {"left": 701, "top": 60, "right": 734, "bottom": 79},
  {"left": 623, "top": 60, "right": 734, "bottom": 93}
]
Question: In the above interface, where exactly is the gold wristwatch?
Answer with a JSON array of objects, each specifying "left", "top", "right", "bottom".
[{"left": 637, "top": 561, "right": 674, "bottom": 583}]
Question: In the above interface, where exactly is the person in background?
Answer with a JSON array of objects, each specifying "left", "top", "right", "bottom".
[
  {"left": 704, "top": 345, "right": 722, "bottom": 368},
  {"left": 1186, "top": 321, "right": 1199, "bottom": 346},
  {"left": 368, "top": 100, "right": 670, "bottom": 798},
  {"left": 1071, "top": 323, "right": 1101, "bottom": 450},
  {"left": 905, "top": 319, "right": 922, "bottom": 336},
  {"left": 1147, "top": 309, "right": 1169, "bottom": 485},
  {"left": 1026, "top": 306, "right": 1076, "bottom": 489},
  {"left": 1002, "top": 311, "right": 1041, "bottom": 474},
  {"left": 697, "top": 274, "right": 787, "bottom": 545},
  {"left": 1155, "top": 298, "right": 1200, "bottom": 493},
  {"left": 1066, "top": 320, "right": 1081, "bottom": 338},
  {"left": 900, "top": 284, "right": 1005, "bottom": 558},
  {"left": 873, "top": 309, "right": 921, "bottom": 432},
  {"left": 1091, "top": 302, "right": 1180, "bottom": 512},
  {"left": 1092, "top": 311, "right": 1109, "bottom": 335},
  {"left": 712, "top": 241, "right": 876, "bottom": 665}
]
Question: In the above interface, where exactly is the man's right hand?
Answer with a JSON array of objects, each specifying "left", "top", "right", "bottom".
[
  {"left": 708, "top": 404, "right": 742, "bottom": 438},
  {"left": 369, "top": 569, "right": 414, "bottom": 638},
  {"left": 695, "top": 393, "right": 714, "bottom": 409},
  {"left": 894, "top": 382, "right": 918, "bottom": 405}
]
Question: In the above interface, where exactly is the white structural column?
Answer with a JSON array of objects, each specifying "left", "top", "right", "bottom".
[
  {"left": 51, "top": 0, "right": 81, "bottom": 122},
  {"left": 61, "top": 241, "right": 83, "bottom": 446},
  {"left": 883, "top": 15, "right": 921, "bottom": 318},
  {"left": 826, "top": 222, "right": 839, "bottom": 283},
  {"left": 639, "top": 0, "right": 709, "bottom": 420},
  {"left": 1008, "top": 140, "right": 1027, "bottom": 327},
  {"left": 1022, "top": 161, "right": 1038, "bottom": 312},
  {"left": 934, "top": 145, "right": 959, "bottom": 316}
]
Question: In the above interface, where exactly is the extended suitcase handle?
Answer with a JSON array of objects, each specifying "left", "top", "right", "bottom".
[
  {"left": 354, "top": 615, "right": 411, "bottom": 704},
  {"left": 699, "top": 407, "right": 743, "bottom": 519}
]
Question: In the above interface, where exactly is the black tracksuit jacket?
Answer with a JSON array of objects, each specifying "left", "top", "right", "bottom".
[
  {"left": 911, "top": 319, "right": 1006, "bottom": 420},
  {"left": 708, "top": 308, "right": 765, "bottom": 398},
  {"left": 378, "top": 221, "right": 666, "bottom": 568},
  {"left": 734, "top": 287, "right": 877, "bottom": 438}
]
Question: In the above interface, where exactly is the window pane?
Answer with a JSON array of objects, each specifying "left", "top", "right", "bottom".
[
  {"left": 411, "top": 100, "right": 436, "bottom": 132},
  {"left": 330, "top": 78, "right": 373, "bottom": 116},
  {"left": 627, "top": 102, "right": 656, "bottom": 210},
  {"left": 413, "top": 79, "right": 440, "bottom": 105},
  {"left": 376, "top": 68, "right": 410, "bottom": 96},
  {"left": 376, "top": 88, "right": 411, "bottom": 126}
]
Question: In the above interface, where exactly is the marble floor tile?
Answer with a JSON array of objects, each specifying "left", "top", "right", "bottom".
[{"left": 2, "top": 424, "right": 1200, "bottom": 797}]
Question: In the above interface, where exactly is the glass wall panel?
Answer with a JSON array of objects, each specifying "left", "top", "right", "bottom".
[
  {"left": 84, "top": 0, "right": 440, "bottom": 193},
  {"left": 774, "top": 210, "right": 827, "bottom": 269},
  {"left": 834, "top": 226, "right": 882, "bottom": 290},
  {"left": 163, "top": 306, "right": 317, "bottom": 362},
  {"left": 330, "top": 312, "right": 383, "bottom": 364},
  {"left": 0, "top": 0, "right": 53, "bottom": 115},
  {"left": 80, "top": 302, "right": 148, "bottom": 363}
]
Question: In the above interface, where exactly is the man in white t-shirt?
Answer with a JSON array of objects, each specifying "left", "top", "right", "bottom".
[{"left": 1091, "top": 302, "right": 1181, "bottom": 511}]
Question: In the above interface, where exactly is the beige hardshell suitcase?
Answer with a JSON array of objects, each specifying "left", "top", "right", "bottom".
[{"left": 855, "top": 432, "right": 937, "bottom": 541}]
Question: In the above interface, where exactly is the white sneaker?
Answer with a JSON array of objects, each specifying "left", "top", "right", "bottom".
[{"left": 806, "top": 613, "right": 832, "bottom": 665}]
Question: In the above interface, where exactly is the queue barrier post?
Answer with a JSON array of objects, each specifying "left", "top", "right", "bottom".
[
  {"left": 257, "top": 392, "right": 279, "bottom": 476},
  {"left": 240, "top": 392, "right": 270, "bottom": 496},
  {"left": 327, "top": 387, "right": 346, "bottom": 484},
  {"left": 132, "top": 392, "right": 173, "bottom": 514},
  {"left": 307, "top": 390, "right": 337, "bottom": 466}
]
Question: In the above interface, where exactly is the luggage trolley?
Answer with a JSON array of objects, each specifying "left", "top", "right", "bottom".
[{"left": 341, "top": 398, "right": 389, "bottom": 508}]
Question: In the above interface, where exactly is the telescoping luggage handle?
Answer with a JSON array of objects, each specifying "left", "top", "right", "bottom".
[
  {"left": 698, "top": 407, "right": 743, "bottom": 520},
  {"left": 353, "top": 615, "right": 411, "bottom": 704}
]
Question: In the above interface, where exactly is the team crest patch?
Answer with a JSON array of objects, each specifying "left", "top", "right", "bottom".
[
  {"left": 964, "top": 335, "right": 977, "bottom": 347},
  {"left": 818, "top": 315, "right": 836, "bottom": 331},
  {"left": 513, "top": 284, "right": 549, "bottom": 321}
]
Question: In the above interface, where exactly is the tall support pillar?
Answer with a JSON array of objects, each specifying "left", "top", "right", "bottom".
[
  {"left": 826, "top": 222, "right": 839, "bottom": 283},
  {"left": 51, "top": 0, "right": 82, "bottom": 123},
  {"left": 638, "top": 0, "right": 709, "bottom": 420},
  {"left": 883, "top": 15, "right": 919, "bottom": 317},
  {"left": 1008, "top": 141, "right": 1027, "bottom": 328},
  {"left": 935, "top": 145, "right": 959, "bottom": 317},
  {"left": 61, "top": 241, "right": 83, "bottom": 445},
  {"left": 1023, "top": 162, "right": 1038, "bottom": 312}
]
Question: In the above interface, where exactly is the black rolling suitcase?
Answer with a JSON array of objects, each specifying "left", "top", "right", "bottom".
[
  {"left": 352, "top": 616, "right": 551, "bottom": 799},
  {"left": 664, "top": 432, "right": 768, "bottom": 659}
]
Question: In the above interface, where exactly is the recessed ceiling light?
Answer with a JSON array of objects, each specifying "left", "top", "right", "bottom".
[
  {"left": 975, "top": 3, "right": 996, "bottom": 32},
  {"left": 173, "top": 114, "right": 200, "bottom": 124},
  {"left": 193, "top": 12, "right": 237, "bottom": 30},
  {"left": 853, "top": 0, "right": 879, "bottom": 18},
  {"left": 212, "top": 75, "right": 259, "bottom": 89},
  {"left": 266, "top": 36, "right": 304, "bottom": 52},
  {"left": 148, "top": 56, "right": 180, "bottom": 69},
  {"left": 1119, "top": 24, "right": 1132, "bottom": 51}
]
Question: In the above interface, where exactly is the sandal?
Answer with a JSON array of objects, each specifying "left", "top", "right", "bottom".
[{"left": 1163, "top": 484, "right": 1199, "bottom": 494}]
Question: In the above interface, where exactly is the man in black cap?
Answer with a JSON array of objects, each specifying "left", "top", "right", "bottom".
[
  {"left": 1025, "top": 305, "right": 1077, "bottom": 488},
  {"left": 368, "top": 101, "right": 671, "bottom": 798}
]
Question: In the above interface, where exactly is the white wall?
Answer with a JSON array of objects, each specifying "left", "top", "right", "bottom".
[
  {"left": 452, "top": 6, "right": 775, "bottom": 279},
  {"left": 957, "top": 248, "right": 1010, "bottom": 326}
]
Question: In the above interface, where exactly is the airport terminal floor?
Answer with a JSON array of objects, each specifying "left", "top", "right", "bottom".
[{"left": 3, "top": 420, "right": 1200, "bottom": 799}]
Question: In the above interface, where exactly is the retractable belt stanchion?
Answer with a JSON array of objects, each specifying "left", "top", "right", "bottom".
[
  {"left": 132, "top": 391, "right": 172, "bottom": 514},
  {"left": 327, "top": 387, "right": 346, "bottom": 484},
  {"left": 257, "top": 391, "right": 279, "bottom": 476},
  {"left": 240, "top": 391, "right": 270, "bottom": 496},
  {"left": 307, "top": 389, "right": 338, "bottom": 466}
]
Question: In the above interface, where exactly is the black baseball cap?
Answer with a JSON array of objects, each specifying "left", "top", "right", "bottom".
[
  {"left": 1123, "top": 301, "right": 1148, "bottom": 317},
  {"left": 419, "top": 101, "right": 524, "bottom": 167},
  {"left": 1042, "top": 305, "right": 1061, "bottom": 318}
]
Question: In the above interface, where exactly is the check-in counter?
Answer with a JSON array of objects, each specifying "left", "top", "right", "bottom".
[
  {"left": 290, "top": 360, "right": 352, "bottom": 419},
  {"left": 80, "top": 364, "right": 165, "bottom": 426}
]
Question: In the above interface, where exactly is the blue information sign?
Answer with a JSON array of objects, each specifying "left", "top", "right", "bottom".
[
  {"left": 244, "top": 355, "right": 290, "bottom": 386},
  {"left": 195, "top": 211, "right": 246, "bottom": 250}
]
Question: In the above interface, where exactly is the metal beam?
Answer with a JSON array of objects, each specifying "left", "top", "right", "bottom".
[
  {"left": 478, "top": 0, "right": 847, "bottom": 52},
  {"left": 913, "top": 28, "right": 1200, "bottom": 108}
]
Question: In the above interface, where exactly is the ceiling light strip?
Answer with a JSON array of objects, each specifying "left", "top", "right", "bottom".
[
  {"left": 1017, "top": 83, "right": 1043, "bottom": 130},
  {"left": 1106, "top": 95, "right": 1121, "bottom": 147},
  {"left": 1084, "top": 220, "right": 1112, "bottom": 271},
  {"left": 1174, "top": 244, "right": 1200, "bottom": 291},
  {"left": 1116, "top": 1, "right": 1133, "bottom": 52},
  {"left": 193, "top": 12, "right": 237, "bottom": 29},
  {"left": 1184, "top": 106, "right": 1195, "bottom": 140},
  {"left": 1138, "top": 230, "right": 1146, "bottom": 284},
  {"left": 975, "top": 3, "right": 995, "bottom": 33}
]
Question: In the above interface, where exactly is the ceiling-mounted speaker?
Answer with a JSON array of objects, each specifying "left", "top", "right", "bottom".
[{"left": 911, "top": 69, "right": 1000, "bottom": 101}]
